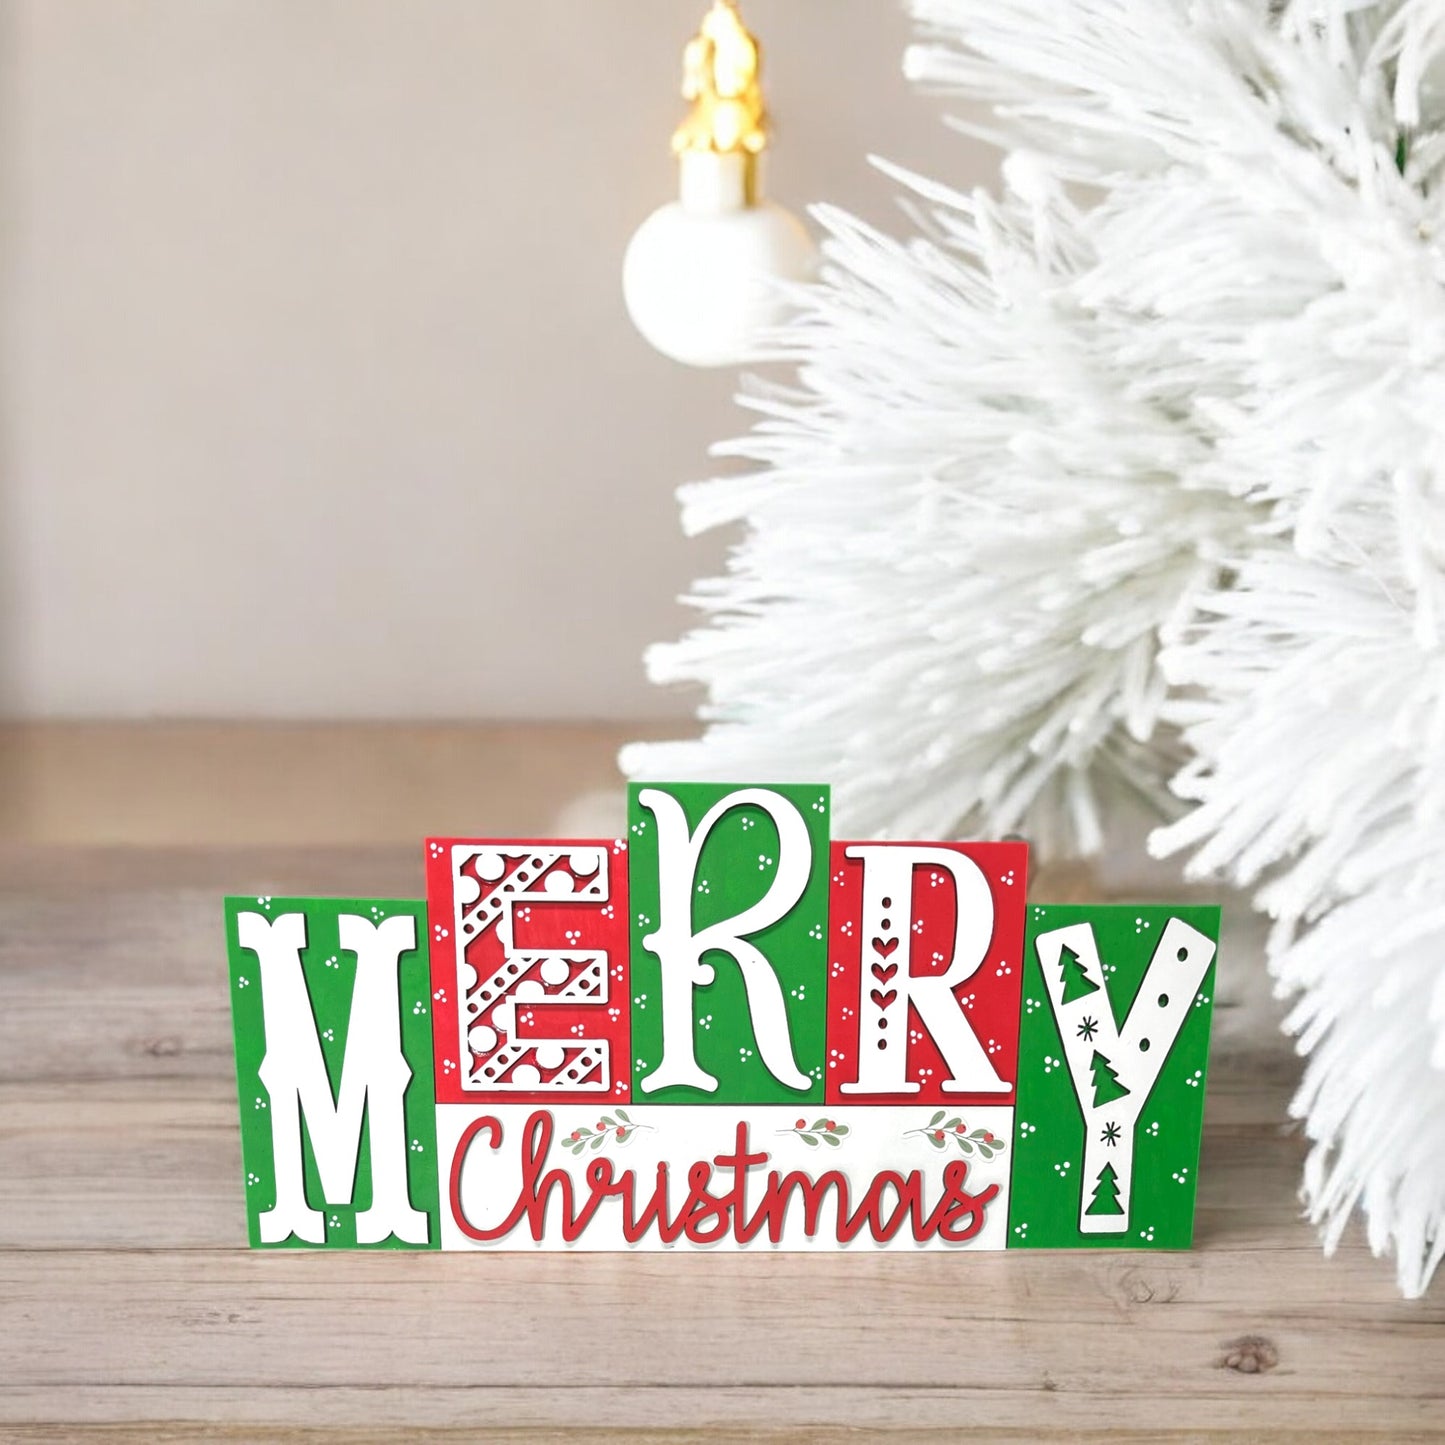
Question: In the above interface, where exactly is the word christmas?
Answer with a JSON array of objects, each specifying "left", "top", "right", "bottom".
[{"left": 225, "top": 783, "right": 1218, "bottom": 1252}]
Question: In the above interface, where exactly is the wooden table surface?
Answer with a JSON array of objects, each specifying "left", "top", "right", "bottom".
[{"left": 1, "top": 725, "right": 1442, "bottom": 1442}]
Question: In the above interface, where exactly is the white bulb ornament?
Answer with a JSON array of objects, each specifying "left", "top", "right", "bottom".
[{"left": 623, "top": 1, "right": 817, "bottom": 368}]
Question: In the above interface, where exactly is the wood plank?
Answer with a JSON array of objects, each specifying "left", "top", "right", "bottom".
[
  {"left": 0, "top": 721, "right": 673, "bottom": 848},
  {"left": 0, "top": 1395, "right": 1439, "bottom": 1443},
  {"left": 1, "top": 1251, "right": 1442, "bottom": 1433},
  {"left": 0, "top": 1080, "right": 1315, "bottom": 1253},
  {"left": 0, "top": 861, "right": 1279, "bottom": 1088}
]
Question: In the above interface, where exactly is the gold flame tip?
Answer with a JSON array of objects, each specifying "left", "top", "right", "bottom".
[{"left": 672, "top": 0, "right": 768, "bottom": 158}]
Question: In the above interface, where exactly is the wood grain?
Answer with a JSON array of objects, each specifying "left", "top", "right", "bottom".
[
  {"left": 0, "top": 728, "right": 1441, "bottom": 1440},
  {"left": 0, "top": 721, "right": 674, "bottom": 847}
]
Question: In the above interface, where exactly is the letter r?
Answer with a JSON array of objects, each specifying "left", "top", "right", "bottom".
[{"left": 839, "top": 846, "right": 1008, "bottom": 1095}]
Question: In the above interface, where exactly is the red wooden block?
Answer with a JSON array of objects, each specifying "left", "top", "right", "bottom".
[
  {"left": 425, "top": 838, "right": 631, "bottom": 1105},
  {"left": 824, "top": 841, "right": 1027, "bottom": 1107}
]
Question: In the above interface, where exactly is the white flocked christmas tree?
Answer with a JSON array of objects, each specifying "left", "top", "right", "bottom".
[{"left": 623, "top": 0, "right": 1445, "bottom": 1295}]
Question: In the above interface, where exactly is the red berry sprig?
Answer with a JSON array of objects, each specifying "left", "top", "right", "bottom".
[
  {"left": 907, "top": 1111, "right": 1006, "bottom": 1159},
  {"left": 782, "top": 1117, "right": 850, "bottom": 1148},
  {"left": 561, "top": 1109, "right": 645, "bottom": 1154}
]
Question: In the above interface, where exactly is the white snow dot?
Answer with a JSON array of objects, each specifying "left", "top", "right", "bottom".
[{"left": 569, "top": 848, "right": 602, "bottom": 876}]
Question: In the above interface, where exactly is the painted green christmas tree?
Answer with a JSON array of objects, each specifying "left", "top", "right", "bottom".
[
  {"left": 1086, "top": 1162, "right": 1124, "bottom": 1216},
  {"left": 1058, "top": 943, "right": 1099, "bottom": 1004},
  {"left": 1088, "top": 1049, "right": 1130, "bottom": 1106}
]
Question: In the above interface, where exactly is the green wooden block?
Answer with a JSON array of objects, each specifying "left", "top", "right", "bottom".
[
  {"left": 626, "top": 783, "right": 830, "bottom": 1104},
  {"left": 1006, "top": 903, "right": 1219, "bottom": 1250},
  {"left": 225, "top": 896, "right": 440, "bottom": 1249}
]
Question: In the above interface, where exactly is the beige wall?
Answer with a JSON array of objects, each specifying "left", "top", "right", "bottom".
[{"left": 0, "top": 0, "right": 992, "bottom": 720}]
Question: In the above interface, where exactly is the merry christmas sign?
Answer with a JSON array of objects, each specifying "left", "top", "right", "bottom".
[{"left": 224, "top": 783, "right": 1217, "bottom": 1251}]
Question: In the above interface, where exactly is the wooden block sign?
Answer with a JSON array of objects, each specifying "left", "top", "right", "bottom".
[{"left": 224, "top": 782, "right": 1218, "bottom": 1252}]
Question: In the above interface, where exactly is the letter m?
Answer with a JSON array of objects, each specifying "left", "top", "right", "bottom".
[{"left": 238, "top": 910, "right": 429, "bottom": 1245}]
